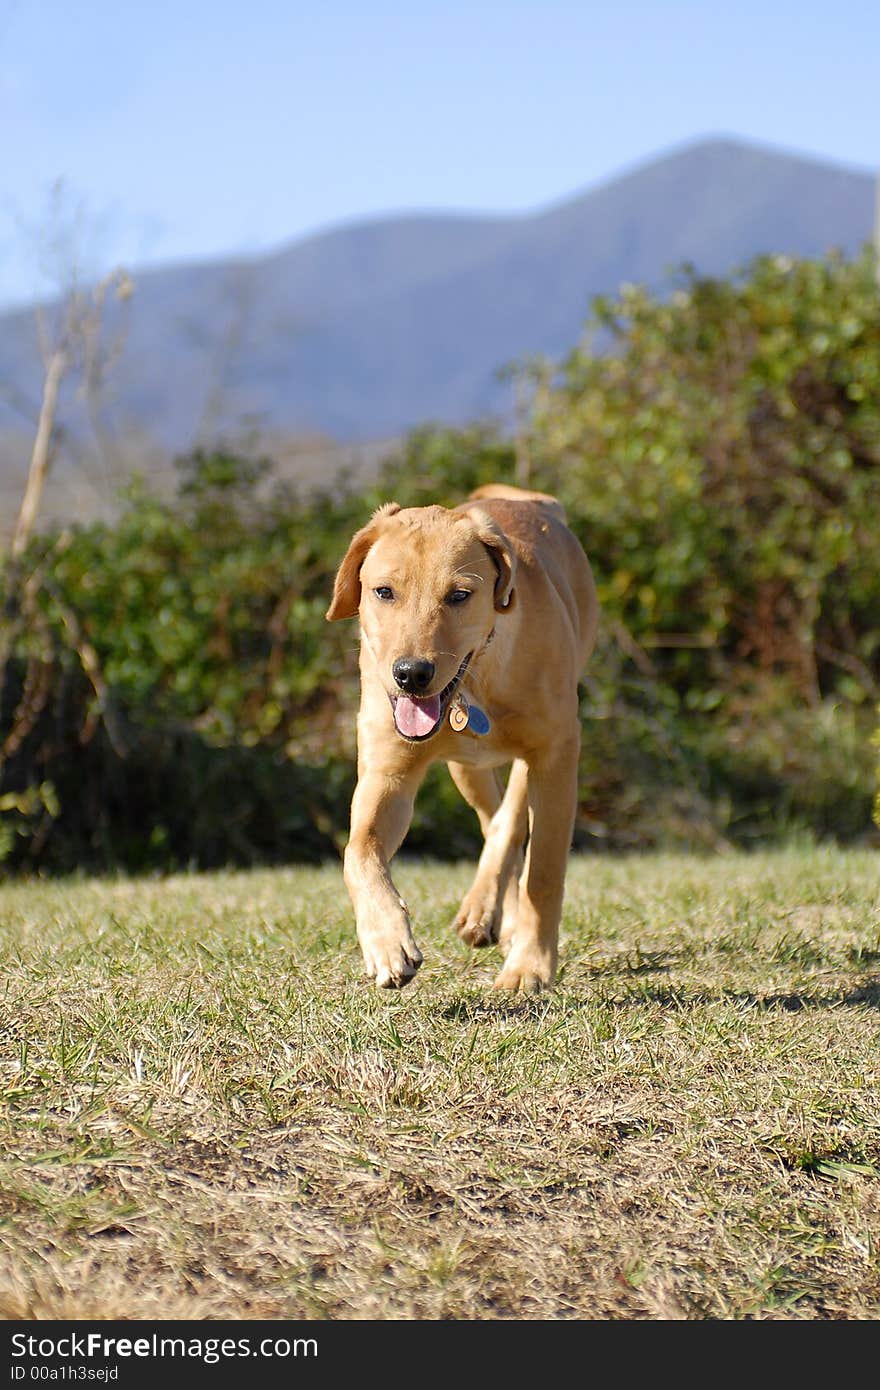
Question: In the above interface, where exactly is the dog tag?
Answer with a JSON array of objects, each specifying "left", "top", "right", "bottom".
[
  {"left": 467, "top": 703, "right": 491, "bottom": 736},
  {"left": 449, "top": 698, "right": 469, "bottom": 732},
  {"left": 449, "top": 695, "right": 491, "bottom": 736}
]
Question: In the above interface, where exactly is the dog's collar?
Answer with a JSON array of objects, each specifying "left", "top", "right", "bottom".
[{"left": 448, "top": 627, "right": 495, "bottom": 736}]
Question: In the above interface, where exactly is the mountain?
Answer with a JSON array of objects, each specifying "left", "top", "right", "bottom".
[{"left": 0, "top": 137, "right": 874, "bottom": 471}]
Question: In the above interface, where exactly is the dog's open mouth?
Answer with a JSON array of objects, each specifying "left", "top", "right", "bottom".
[{"left": 391, "top": 654, "right": 472, "bottom": 741}]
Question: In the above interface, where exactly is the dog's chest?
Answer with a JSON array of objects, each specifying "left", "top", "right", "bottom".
[{"left": 438, "top": 713, "right": 524, "bottom": 768}]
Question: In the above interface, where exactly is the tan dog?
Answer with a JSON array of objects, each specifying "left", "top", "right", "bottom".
[{"left": 326, "top": 483, "right": 599, "bottom": 992}]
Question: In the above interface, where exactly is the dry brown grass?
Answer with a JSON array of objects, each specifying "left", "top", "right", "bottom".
[{"left": 1, "top": 845, "right": 879, "bottom": 1320}]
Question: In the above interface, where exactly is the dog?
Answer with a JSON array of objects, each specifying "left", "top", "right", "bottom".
[{"left": 326, "top": 483, "right": 599, "bottom": 992}]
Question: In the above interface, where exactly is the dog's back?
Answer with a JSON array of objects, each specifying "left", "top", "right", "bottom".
[{"left": 468, "top": 482, "right": 568, "bottom": 525}]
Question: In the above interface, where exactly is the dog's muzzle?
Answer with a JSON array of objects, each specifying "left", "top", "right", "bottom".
[{"left": 390, "top": 653, "right": 472, "bottom": 741}]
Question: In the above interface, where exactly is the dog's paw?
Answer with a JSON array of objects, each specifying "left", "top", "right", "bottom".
[
  {"left": 454, "top": 887, "right": 503, "bottom": 948},
  {"left": 492, "top": 965, "right": 546, "bottom": 993},
  {"left": 361, "top": 933, "right": 423, "bottom": 990},
  {"left": 492, "top": 945, "right": 555, "bottom": 993},
  {"left": 454, "top": 905, "right": 500, "bottom": 949}
]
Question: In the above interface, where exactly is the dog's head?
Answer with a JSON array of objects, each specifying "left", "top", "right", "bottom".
[{"left": 326, "top": 502, "right": 516, "bottom": 741}]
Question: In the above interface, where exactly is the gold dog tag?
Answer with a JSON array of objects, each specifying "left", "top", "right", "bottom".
[{"left": 449, "top": 698, "right": 469, "bottom": 732}]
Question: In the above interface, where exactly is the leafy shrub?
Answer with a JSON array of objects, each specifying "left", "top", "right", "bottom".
[
  {"left": 524, "top": 249, "right": 880, "bottom": 844},
  {"left": 0, "top": 432, "right": 518, "bottom": 871},
  {"left": 1, "top": 253, "right": 879, "bottom": 871}
]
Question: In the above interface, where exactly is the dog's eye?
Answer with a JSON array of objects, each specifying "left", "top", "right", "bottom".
[
  {"left": 373, "top": 586, "right": 395, "bottom": 602},
  {"left": 446, "top": 589, "right": 472, "bottom": 606}
]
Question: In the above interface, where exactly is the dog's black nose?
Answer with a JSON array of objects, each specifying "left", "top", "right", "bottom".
[{"left": 392, "top": 658, "right": 435, "bottom": 694}]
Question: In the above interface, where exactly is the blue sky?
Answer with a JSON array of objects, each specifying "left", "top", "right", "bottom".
[{"left": 1, "top": 0, "right": 878, "bottom": 309}]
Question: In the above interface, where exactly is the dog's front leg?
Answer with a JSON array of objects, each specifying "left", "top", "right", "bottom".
[
  {"left": 493, "top": 735, "right": 580, "bottom": 993},
  {"left": 344, "top": 768, "right": 424, "bottom": 989}
]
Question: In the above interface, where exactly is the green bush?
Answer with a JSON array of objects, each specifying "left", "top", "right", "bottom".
[
  {"left": 1, "top": 252, "right": 879, "bottom": 871},
  {"left": 0, "top": 434, "right": 518, "bottom": 871},
  {"left": 524, "top": 249, "right": 880, "bottom": 844}
]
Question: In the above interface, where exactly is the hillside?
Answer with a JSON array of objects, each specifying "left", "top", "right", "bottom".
[{"left": 0, "top": 136, "right": 874, "bottom": 491}]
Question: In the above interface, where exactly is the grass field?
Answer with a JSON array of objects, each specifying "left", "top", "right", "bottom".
[{"left": 0, "top": 845, "right": 879, "bottom": 1320}]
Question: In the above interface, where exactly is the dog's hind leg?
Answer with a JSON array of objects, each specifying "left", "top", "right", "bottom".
[{"left": 448, "top": 759, "right": 529, "bottom": 951}]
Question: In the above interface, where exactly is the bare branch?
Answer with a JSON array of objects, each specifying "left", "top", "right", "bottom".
[{"left": 10, "top": 347, "right": 67, "bottom": 560}]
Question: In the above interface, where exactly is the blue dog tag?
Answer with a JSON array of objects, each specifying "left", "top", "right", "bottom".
[{"left": 467, "top": 703, "right": 491, "bottom": 736}]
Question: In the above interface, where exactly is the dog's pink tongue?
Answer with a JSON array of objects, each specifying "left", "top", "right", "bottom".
[{"left": 394, "top": 695, "right": 441, "bottom": 738}]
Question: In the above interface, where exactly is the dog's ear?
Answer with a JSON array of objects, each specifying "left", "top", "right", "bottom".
[
  {"left": 469, "top": 509, "right": 517, "bottom": 613},
  {"left": 326, "top": 502, "right": 401, "bottom": 621}
]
